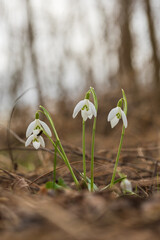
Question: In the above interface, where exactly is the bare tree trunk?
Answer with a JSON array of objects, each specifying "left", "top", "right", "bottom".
[
  {"left": 118, "top": 0, "right": 137, "bottom": 93},
  {"left": 145, "top": 0, "right": 160, "bottom": 93},
  {"left": 26, "top": 0, "right": 44, "bottom": 106}
]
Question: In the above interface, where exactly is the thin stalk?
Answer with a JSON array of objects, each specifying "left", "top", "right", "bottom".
[
  {"left": 53, "top": 141, "right": 57, "bottom": 184},
  {"left": 43, "top": 131, "right": 79, "bottom": 188},
  {"left": 57, "top": 144, "right": 79, "bottom": 187},
  {"left": 110, "top": 125, "right": 125, "bottom": 187},
  {"left": 90, "top": 117, "right": 97, "bottom": 192},
  {"left": 82, "top": 120, "right": 86, "bottom": 181},
  {"left": 157, "top": 174, "right": 159, "bottom": 192},
  {"left": 39, "top": 106, "right": 79, "bottom": 187}
]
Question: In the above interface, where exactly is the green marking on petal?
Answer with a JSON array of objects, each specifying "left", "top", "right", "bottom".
[
  {"left": 116, "top": 112, "right": 121, "bottom": 119},
  {"left": 82, "top": 105, "right": 89, "bottom": 111},
  {"left": 35, "top": 126, "right": 41, "bottom": 130},
  {"left": 33, "top": 138, "right": 38, "bottom": 142}
]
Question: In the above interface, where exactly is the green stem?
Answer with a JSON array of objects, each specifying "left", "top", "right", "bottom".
[
  {"left": 39, "top": 106, "right": 79, "bottom": 187},
  {"left": 58, "top": 140, "right": 79, "bottom": 184},
  {"left": 82, "top": 120, "right": 86, "bottom": 181},
  {"left": 43, "top": 132, "right": 79, "bottom": 188},
  {"left": 91, "top": 117, "right": 97, "bottom": 192},
  {"left": 89, "top": 87, "right": 98, "bottom": 192},
  {"left": 53, "top": 141, "right": 57, "bottom": 184},
  {"left": 110, "top": 125, "right": 125, "bottom": 187}
]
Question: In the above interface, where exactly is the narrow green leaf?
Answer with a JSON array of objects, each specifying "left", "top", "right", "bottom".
[
  {"left": 90, "top": 87, "right": 98, "bottom": 110},
  {"left": 122, "top": 89, "right": 127, "bottom": 115},
  {"left": 113, "top": 176, "right": 126, "bottom": 184},
  {"left": 40, "top": 105, "right": 59, "bottom": 140},
  {"left": 57, "top": 178, "right": 68, "bottom": 188},
  {"left": 45, "top": 181, "right": 55, "bottom": 189},
  {"left": 80, "top": 173, "right": 98, "bottom": 191},
  {"left": 46, "top": 178, "right": 68, "bottom": 190}
]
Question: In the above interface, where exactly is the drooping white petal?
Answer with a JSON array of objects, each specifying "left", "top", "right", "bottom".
[
  {"left": 38, "top": 136, "right": 45, "bottom": 147},
  {"left": 107, "top": 107, "right": 119, "bottom": 122},
  {"left": 110, "top": 116, "right": 119, "bottom": 128},
  {"left": 87, "top": 108, "right": 94, "bottom": 119},
  {"left": 33, "top": 141, "right": 41, "bottom": 149},
  {"left": 81, "top": 109, "right": 88, "bottom": 121},
  {"left": 121, "top": 110, "right": 128, "bottom": 128},
  {"left": 39, "top": 120, "right": 52, "bottom": 137},
  {"left": 26, "top": 120, "right": 36, "bottom": 138},
  {"left": 25, "top": 135, "right": 34, "bottom": 147},
  {"left": 72, "top": 100, "right": 85, "bottom": 118},
  {"left": 88, "top": 114, "right": 93, "bottom": 119},
  {"left": 89, "top": 101, "right": 97, "bottom": 117}
]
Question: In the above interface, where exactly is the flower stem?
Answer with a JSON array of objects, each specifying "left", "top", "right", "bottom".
[
  {"left": 82, "top": 120, "right": 86, "bottom": 182},
  {"left": 110, "top": 125, "right": 125, "bottom": 187},
  {"left": 58, "top": 141, "right": 80, "bottom": 187},
  {"left": 40, "top": 106, "right": 79, "bottom": 187},
  {"left": 89, "top": 87, "right": 98, "bottom": 192},
  {"left": 53, "top": 141, "right": 57, "bottom": 184},
  {"left": 90, "top": 117, "right": 97, "bottom": 192},
  {"left": 43, "top": 132, "right": 79, "bottom": 188}
]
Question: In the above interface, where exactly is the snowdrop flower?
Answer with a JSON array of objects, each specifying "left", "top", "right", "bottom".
[
  {"left": 25, "top": 129, "right": 45, "bottom": 149},
  {"left": 120, "top": 179, "right": 132, "bottom": 193},
  {"left": 26, "top": 118, "right": 52, "bottom": 138},
  {"left": 72, "top": 99, "right": 97, "bottom": 121},
  {"left": 107, "top": 106, "right": 127, "bottom": 128}
]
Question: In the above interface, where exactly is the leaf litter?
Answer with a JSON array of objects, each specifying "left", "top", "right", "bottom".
[{"left": 1, "top": 92, "right": 160, "bottom": 240}]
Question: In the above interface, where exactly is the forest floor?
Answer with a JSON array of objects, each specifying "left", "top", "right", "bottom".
[{"left": 1, "top": 92, "right": 160, "bottom": 240}]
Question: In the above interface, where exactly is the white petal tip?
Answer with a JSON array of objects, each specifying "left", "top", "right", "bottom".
[
  {"left": 72, "top": 113, "right": 76, "bottom": 119},
  {"left": 39, "top": 120, "right": 52, "bottom": 137}
]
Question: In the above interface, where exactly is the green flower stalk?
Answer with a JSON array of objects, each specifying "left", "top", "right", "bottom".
[
  {"left": 108, "top": 89, "right": 128, "bottom": 187},
  {"left": 72, "top": 87, "right": 98, "bottom": 191},
  {"left": 82, "top": 120, "right": 86, "bottom": 181},
  {"left": 53, "top": 141, "right": 58, "bottom": 184},
  {"left": 40, "top": 106, "right": 79, "bottom": 188},
  {"left": 90, "top": 87, "right": 98, "bottom": 192}
]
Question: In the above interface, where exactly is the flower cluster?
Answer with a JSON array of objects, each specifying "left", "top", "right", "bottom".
[
  {"left": 25, "top": 118, "right": 52, "bottom": 149},
  {"left": 24, "top": 88, "right": 129, "bottom": 192},
  {"left": 72, "top": 98, "right": 127, "bottom": 129}
]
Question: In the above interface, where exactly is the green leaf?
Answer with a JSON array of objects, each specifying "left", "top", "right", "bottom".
[
  {"left": 122, "top": 89, "right": 127, "bottom": 115},
  {"left": 80, "top": 173, "right": 98, "bottom": 192},
  {"left": 40, "top": 105, "right": 59, "bottom": 140},
  {"left": 90, "top": 87, "right": 98, "bottom": 111},
  {"left": 113, "top": 176, "right": 126, "bottom": 184},
  {"left": 87, "top": 181, "right": 99, "bottom": 192},
  {"left": 45, "top": 178, "right": 68, "bottom": 190},
  {"left": 45, "top": 181, "right": 56, "bottom": 189},
  {"left": 57, "top": 178, "right": 68, "bottom": 188},
  {"left": 100, "top": 177, "right": 126, "bottom": 191}
]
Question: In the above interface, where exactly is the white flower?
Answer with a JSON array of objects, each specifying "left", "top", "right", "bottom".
[
  {"left": 120, "top": 179, "right": 132, "bottom": 193},
  {"left": 107, "top": 106, "right": 127, "bottom": 128},
  {"left": 72, "top": 99, "right": 97, "bottom": 121},
  {"left": 25, "top": 130, "right": 45, "bottom": 149},
  {"left": 26, "top": 119, "right": 52, "bottom": 138}
]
